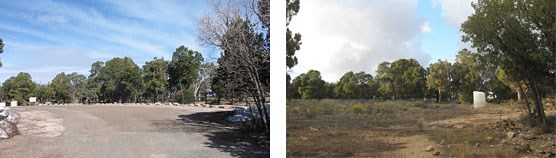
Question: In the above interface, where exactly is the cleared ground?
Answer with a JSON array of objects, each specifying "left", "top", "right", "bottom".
[
  {"left": 0, "top": 104, "right": 269, "bottom": 158},
  {"left": 286, "top": 99, "right": 556, "bottom": 157}
]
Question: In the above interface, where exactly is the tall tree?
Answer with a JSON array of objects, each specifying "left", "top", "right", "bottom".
[
  {"left": 86, "top": 61, "right": 104, "bottom": 103},
  {"left": 100, "top": 57, "right": 143, "bottom": 103},
  {"left": 32, "top": 84, "right": 54, "bottom": 103},
  {"left": 286, "top": 0, "right": 302, "bottom": 71},
  {"left": 334, "top": 72, "right": 357, "bottom": 99},
  {"left": 293, "top": 70, "right": 326, "bottom": 99},
  {"left": 50, "top": 72, "right": 71, "bottom": 104},
  {"left": 427, "top": 60, "right": 452, "bottom": 102},
  {"left": 193, "top": 62, "right": 217, "bottom": 103},
  {"left": 67, "top": 73, "right": 86, "bottom": 103},
  {"left": 1, "top": 72, "right": 36, "bottom": 105},
  {"left": 198, "top": 0, "right": 270, "bottom": 132},
  {"left": 375, "top": 62, "right": 393, "bottom": 99},
  {"left": 461, "top": 0, "right": 556, "bottom": 126},
  {"left": 143, "top": 57, "right": 169, "bottom": 103},
  {"left": 168, "top": 46, "right": 203, "bottom": 104},
  {"left": 389, "top": 59, "right": 426, "bottom": 99}
]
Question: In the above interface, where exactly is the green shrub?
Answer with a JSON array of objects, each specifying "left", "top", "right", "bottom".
[
  {"left": 350, "top": 103, "right": 365, "bottom": 114},
  {"left": 417, "top": 117, "right": 425, "bottom": 131},
  {"left": 413, "top": 101, "right": 424, "bottom": 108}
]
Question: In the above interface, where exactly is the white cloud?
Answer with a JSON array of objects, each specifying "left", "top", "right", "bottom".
[
  {"left": 37, "top": 14, "right": 68, "bottom": 24},
  {"left": 432, "top": 0, "right": 476, "bottom": 28},
  {"left": 289, "top": 0, "right": 431, "bottom": 82},
  {"left": 421, "top": 21, "right": 431, "bottom": 33},
  {"left": 432, "top": 0, "right": 477, "bottom": 51}
]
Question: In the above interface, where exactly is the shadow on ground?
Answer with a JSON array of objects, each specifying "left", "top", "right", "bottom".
[{"left": 151, "top": 111, "right": 269, "bottom": 158}]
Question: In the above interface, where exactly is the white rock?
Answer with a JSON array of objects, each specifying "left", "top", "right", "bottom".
[
  {"left": 508, "top": 132, "right": 516, "bottom": 139},
  {"left": 0, "top": 121, "right": 17, "bottom": 138},
  {"left": 0, "top": 109, "right": 8, "bottom": 118},
  {"left": 0, "top": 128, "right": 8, "bottom": 139},
  {"left": 5, "top": 113, "right": 17, "bottom": 124},
  {"left": 425, "top": 145, "right": 434, "bottom": 152}
]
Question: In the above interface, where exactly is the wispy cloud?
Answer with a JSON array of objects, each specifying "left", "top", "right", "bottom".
[
  {"left": 421, "top": 21, "right": 432, "bottom": 33},
  {"left": 0, "top": 0, "right": 211, "bottom": 83}
]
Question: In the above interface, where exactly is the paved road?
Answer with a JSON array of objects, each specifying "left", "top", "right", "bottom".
[{"left": 0, "top": 105, "right": 268, "bottom": 158}]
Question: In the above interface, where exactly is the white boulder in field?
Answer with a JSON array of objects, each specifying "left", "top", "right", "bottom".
[
  {"left": 0, "top": 102, "right": 4, "bottom": 107},
  {"left": 473, "top": 91, "right": 486, "bottom": 108},
  {"left": 10, "top": 101, "right": 17, "bottom": 107}
]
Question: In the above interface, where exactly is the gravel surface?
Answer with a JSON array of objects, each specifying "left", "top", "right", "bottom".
[{"left": 0, "top": 105, "right": 269, "bottom": 158}]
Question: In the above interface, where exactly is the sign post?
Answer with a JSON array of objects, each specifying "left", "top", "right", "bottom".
[{"left": 29, "top": 97, "right": 37, "bottom": 106}]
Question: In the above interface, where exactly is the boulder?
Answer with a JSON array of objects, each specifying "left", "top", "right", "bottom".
[
  {"left": 425, "top": 145, "right": 434, "bottom": 152},
  {"left": 522, "top": 134, "right": 537, "bottom": 140},
  {"left": 0, "top": 120, "right": 18, "bottom": 138},
  {"left": 432, "top": 151, "right": 440, "bottom": 156},
  {"left": 0, "top": 128, "right": 8, "bottom": 139},
  {"left": 300, "top": 136, "right": 308, "bottom": 142},
  {"left": 440, "top": 139, "right": 447, "bottom": 145},
  {"left": 507, "top": 132, "right": 516, "bottom": 139},
  {"left": 5, "top": 113, "right": 17, "bottom": 124},
  {"left": 0, "top": 108, "right": 8, "bottom": 119},
  {"left": 309, "top": 127, "right": 319, "bottom": 132}
]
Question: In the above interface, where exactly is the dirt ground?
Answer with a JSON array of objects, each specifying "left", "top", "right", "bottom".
[
  {"left": 286, "top": 100, "right": 556, "bottom": 157},
  {"left": 0, "top": 104, "right": 269, "bottom": 158}
]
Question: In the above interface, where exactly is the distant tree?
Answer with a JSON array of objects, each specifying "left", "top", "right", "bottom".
[
  {"left": 375, "top": 62, "right": 393, "bottom": 99},
  {"left": 294, "top": 70, "right": 326, "bottom": 99},
  {"left": 32, "top": 84, "right": 53, "bottom": 103},
  {"left": 100, "top": 57, "right": 143, "bottom": 103},
  {"left": 427, "top": 60, "right": 452, "bottom": 102},
  {"left": 334, "top": 72, "right": 357, "bottom": 99},
  {"left": 454, "top": 49, "right": 486, "bottom": 103},
  {"left": 389, "top": 59, "right": 426, "bottom": 99},
  {"left": 86, "top": 61, "right": 104, "bottom": 103},
  {"left": 67, "top": 72, "right": 86, "bottom": 103},
  {"left": 193, "top": 62, "right": 217, "bottom": 103},
  {"left": 143, "top": 57, "right": 169, "bottom": 103},
  {"left": 50, "top": 72, "right": 72, "bottom": 104},
  {"left": 1, "top": 72, "right": 36, "bottom": 105},
  {"left": 168, "top": 46, "right": 203, "bottom": 104},
  {"left": 354, "top": 71, "right": 373, "bottom": 99}
]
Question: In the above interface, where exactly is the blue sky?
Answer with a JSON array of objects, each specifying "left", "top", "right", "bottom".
[
  {"left": 289, "top": 0, "right": 476, "bottom": 82},
  {"left": 0, "top": 0, "right": 216, "bottom": 84}
]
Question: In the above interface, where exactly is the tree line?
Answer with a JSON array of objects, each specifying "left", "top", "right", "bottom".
[
  {"left": 287, "top": 49, "right": 526, "bottom": 104},
  {"left": 0, "top": 46, "right": 212, "bottom": 105}
]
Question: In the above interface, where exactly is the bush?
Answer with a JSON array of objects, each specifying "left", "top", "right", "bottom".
[
  {"left": 349, "top": 103, "right": 365, "bottom": 114},
  {"left": 417, "top": 117, "right": 425, "bottom": 131},
  {"left": 413, "top": 101, "right": 424, "bottom": 108}
]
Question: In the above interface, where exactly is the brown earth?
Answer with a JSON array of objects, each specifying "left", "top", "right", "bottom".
[{"left": 287, "top": 100, "right": 556, "bottom": 157}]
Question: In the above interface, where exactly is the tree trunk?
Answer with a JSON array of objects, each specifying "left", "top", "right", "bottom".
[
  {"left": 516, "top": 88, "right": 522, "bottom": 102},
  {"left": 438, "top": 89, "right": 442, "bottom": 103}
]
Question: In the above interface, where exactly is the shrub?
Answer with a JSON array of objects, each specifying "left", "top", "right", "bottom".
[
  {"left": 350, "top": 103, "right": 365, "bottom": 114},
  {"left": 417, "top": 117, "right": 425, "bottom": 131},
  {"left": 413, "top": 101, "right": 424, "bottom": 108}
]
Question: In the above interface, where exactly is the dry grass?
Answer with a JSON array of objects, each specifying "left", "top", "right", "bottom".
[{"left": 287, "top": 99, "right": 497, "bottom": 157}]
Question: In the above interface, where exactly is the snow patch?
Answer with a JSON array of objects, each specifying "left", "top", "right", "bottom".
[{"left": 226, "top": 104, "right": 270, "bottom": 123}]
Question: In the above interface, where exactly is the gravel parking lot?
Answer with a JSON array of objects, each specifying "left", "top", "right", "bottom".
[{"left": 0, "top": 104, "right": 269, "bottom": 158}]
